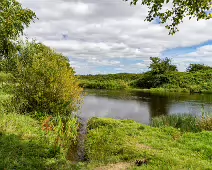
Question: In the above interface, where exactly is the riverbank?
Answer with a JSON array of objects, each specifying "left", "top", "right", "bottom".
[
  {"left": 0, "top": 112, "right": 74, "bottom": 170},
  {"left": 78, "top": 70, "right": 212, "bottom": 94},
  {"left": 79, "top": 80, "right": 191, "bottom": 93},
  {"left": 1, "top": 111, "right": 211, "bottom": 169},
  {"left": 84, "top": 118, "right": 212, "bottom": 170},
  {"left": 1, "top": 84, "right": 212, "bottom": 169}
]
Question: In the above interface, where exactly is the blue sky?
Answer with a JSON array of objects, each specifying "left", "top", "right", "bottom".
[
  {"left": 21, "top": 0, "right": 212, "bottom": 74},
  {"left": 162, "top": 40, "right": 212, "bottom": 57}
]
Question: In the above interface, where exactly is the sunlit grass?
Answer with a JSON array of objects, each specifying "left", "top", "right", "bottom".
[
  {"left": 0, "top": 113, "right": 74, "bottom": 170},
  {"left": 151, "top": 114, "right": 212, "bottom": 132},
  {"left": 84, "top": 118, "right": 212, "bottom": 170}
]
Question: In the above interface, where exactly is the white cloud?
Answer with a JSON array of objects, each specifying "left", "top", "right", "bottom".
[
  {"left": 171, "top": 45, "right": 212, "bottom": 71},
  {"left": 135, "top": 63, "right": 146, "bottom": 68},
  {"left": 19, "top": 0, "right": 212, "bottom": 74}
]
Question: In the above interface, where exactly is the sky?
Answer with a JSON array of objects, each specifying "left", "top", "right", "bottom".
[{"left": 19, "top": 0, "right": 212, "bottom": 75}]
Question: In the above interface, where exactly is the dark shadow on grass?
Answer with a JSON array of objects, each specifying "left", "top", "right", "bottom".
[{"left": 0, "top": 132, "right": 59, "bottom": 170}]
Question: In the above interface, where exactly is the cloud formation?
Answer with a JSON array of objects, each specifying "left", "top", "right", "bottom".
[{"left": 20, "top": 0, "right": 212, "bottom": 74}]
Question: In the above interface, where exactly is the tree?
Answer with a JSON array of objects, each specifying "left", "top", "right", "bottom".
[
  {"left": 0, "top": 0, "right": 37, "bottom": 72},
  {"left": 124, "top": 0, "right": 212, "bottom": 35},
  {"left": 149, "top": 57, "right": 177, "bottom": 74},
  {"left": 132, "top": 57, "right": 176, "bottom": 88},
  {"left": 14, "top": 42, "right": 83, "bottom": 116},
  {"left": 186, "top": 63, "right": 212, "bottom": 72}
]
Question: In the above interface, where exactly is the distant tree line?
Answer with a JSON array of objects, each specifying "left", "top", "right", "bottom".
[{"left": 149, "top": 57, "right": 212, "bottom": 74}]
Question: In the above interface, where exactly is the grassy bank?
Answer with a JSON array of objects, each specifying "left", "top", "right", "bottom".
[
  {"left": 0, "top": 113, "right": 75, "bottom": 170},
  {"left": 1, "top": 110, "right": 212, "bottom": 169},
  {"left": 84, "top": 118, "right": 212, "bottom": 170},
  {"left": 0, "top": 92, "right": 77, "bottom": 169}
]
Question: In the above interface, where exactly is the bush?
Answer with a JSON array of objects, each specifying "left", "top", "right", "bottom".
[
  {"left": 132, "top": 72, "right": 170, "bottom": 89},
  {"left": 13, "top": 42, "right": 83, "bottom": 116},
  {"left": 0, "top": 72, "right": 14, "bottom": 93}
]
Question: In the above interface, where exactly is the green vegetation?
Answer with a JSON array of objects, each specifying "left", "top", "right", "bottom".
[
  {"left": 78, "top": 73, "right": 143, "bottom": 90},
  {"left": 0, "top": 1, "right": 211, "bottom": 169},
  {"left": 0, "top": 112, "right": 78, "bottom": 170},
  {"left": 124, "top": 0, "right": 212, "bottom": 35},
  {"left": 148, "top": 57, "right": 178, "bottom": 74},
  {"left": 152, "top": 114, "right": 212, "bottom": 132},
  {"left": 133, "top": 70, "right": 212, "bottom": 93},
  {"left": 0, "top": 0, "right": 37, "bottom": 72},
  {"left": 85, "top": 117, "right": 212, "bottom": 169},
  {"left": 13, "top": 42, "right": 83, "bottom": 115},
  {"left": 187, "top": 64, "right": 212, "bottom": 73},
  {"left": 0, "top": 1, "right": 83, "bottom": 169},
  {"left": 79, "top": 58, "right": 212, "bottom": 94},
  {"left": 80, "top": 79, "right": 130, "bottom": 90}
]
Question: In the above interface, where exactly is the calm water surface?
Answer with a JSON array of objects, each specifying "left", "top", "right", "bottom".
[{"left": 79, "top": 89, "right": 212, "bottom": 124}]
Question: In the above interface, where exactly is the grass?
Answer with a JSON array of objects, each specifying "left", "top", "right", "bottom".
[
  {"left": 0, "top": 112, "right": 78, "bottom": 170},
  {"left": 84, "top": 117, "right": 212, "bottom": 170},
  {"left": 1, "top": 105, "right": 212, "bottom": 169},
  {"left": 151, "top": 114, "right": 212, "bottom": 132}
]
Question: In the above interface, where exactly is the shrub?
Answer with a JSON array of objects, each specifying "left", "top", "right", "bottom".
[
  {"left": 13, "top": 42, "right": 83, "bottom": 116},
  {"left": 186, "top": 64, "right": 212, "bottom": 73},
  {"left": 0, "top": 72, "right": 14, "bottom": 93},
  {"left": 132, "top": 73, "right": 170, "bottom": 89}
]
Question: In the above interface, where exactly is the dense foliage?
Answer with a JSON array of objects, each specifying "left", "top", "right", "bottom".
[
  {"left": 149, "top": 57, "right": 178, "bottom": 74},
  {"left": 0, "top": 0, "right": 36, "bottom": 72},
  {"left": 78, "top": 73, "right": 143, "bottom": 90},
  {"left": 79, "top": 57, "right": 212, "bottom": 93},
  {"left": 0, "top": 1, "right": 84, "bottom": 167},
  {"left": 124, "top": 0, "right": 212, "bottom": 34},
  {"left": 79, "top": 69, "right": 212, "bottom": 93},
  {"left": 133, "top": 70, "right": 212, "bottom": 93},
  {"left": 186, "top": 63, "right": 212, "bottom": 72},
  {"left": 13, "top": 42, "right": 83, "bottom": 116},
  {"left": 78, "top": 73, "right": 143, "bottom": 82}
]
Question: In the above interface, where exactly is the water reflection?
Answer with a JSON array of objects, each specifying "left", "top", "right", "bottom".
[
  {"left": 79, "top": 89, "right": 212, "bottom": 124},
  {"left": 147, "top": 94, "right": 169, "bottom": 117}
]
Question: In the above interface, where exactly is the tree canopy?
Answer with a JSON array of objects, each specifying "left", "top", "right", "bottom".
[
  {"left": 124, "top": 0, "right": 212, "bottom": 35},
  {"left": 0, "top": 0, "right": 37, "bottom": 72},
  {"left": 149, "top": 57, "right": 177, "bottom": 74},
  {"left": 186, "top": 63, "right": 212, "bottom": 72}
]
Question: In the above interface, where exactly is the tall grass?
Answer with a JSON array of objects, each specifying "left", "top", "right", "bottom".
[
  {"left": 0, "top": 113, "right": 76, "bottom": 169},
  {"left": 151, "top": 114, "right": 212, "bottom": 132}
]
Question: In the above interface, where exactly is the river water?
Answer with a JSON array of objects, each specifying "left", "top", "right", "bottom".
[{"left": 79, "top": 89, "right": 212, "bottom": 125}]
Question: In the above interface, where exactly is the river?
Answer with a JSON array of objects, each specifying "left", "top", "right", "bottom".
[{"left": 79, "top": 89, "right": 212, "bottom": 124}]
